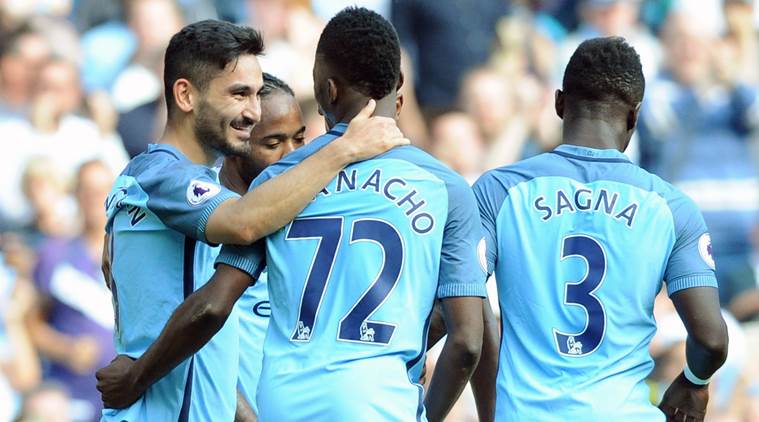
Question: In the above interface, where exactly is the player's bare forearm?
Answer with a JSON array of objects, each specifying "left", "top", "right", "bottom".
[
  {"left": 426, "top": 300, "right": 446, "bottom": 351},
  {"left": 96, "top": 265, "right": 252, "bottom": 408},
  {"left": 671, "top": 287, "right": 728, "bottom": 378},
  {"left": 205, "top": 100, "right": 409, "bottom": 245},
  {"left": 658, "top": 287, "right": 728, "bottom": 421},
  {"left": 471, "top": 298, "right": 499, "bottom": 422},
  {"left": 424, "top": 296, "right": 484, "bottom": 422},
  {"left": 235, "top": 387, "right": 257, "bottom": 422}
]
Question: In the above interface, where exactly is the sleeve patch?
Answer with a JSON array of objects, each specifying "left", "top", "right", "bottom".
[
  {"left": 698, "top": 233, "right": 716, "bottom": 270},
  {"left": 477, "top": 237, "right": 488, "bottom": 273},
  {"left": 186, "top": 180, "right": 221, "bottom": 206}
]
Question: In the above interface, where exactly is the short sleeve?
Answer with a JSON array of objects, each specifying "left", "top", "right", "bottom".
[
  {"left": 138, "top": 161, "right": 239, "bottom": 242},
  {"left": 215, "top": 241, "right": 266, "bottom": 280},
  {"left": 472, "top": 172, "right": 509, "bottom": 277},
  {"left": 664, "top": 194, "right": 718, "bottom": 295},
  {"left": 437, "top": 177, "right": 487, "bottom": 299}
]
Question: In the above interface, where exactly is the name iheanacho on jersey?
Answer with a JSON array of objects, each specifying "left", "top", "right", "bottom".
[
  {"left": 318, "top": 168, "right": 435, "bottom": 235},
  {"left": 533, "top": 187, "right": 639, "bottom": 227}
]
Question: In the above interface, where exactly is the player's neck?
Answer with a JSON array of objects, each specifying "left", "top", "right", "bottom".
[
  {"left": 160, "top": 119, "right": 220, "bottom": 166},
  {"left": 561, "top": 117, "right": 626, "bottom": 151},
  {"left": 334, "top": 93, "right": 397, "bottom": 126},
  {"left": 218, "top": 160, "right": 249, "bottom": 196}
]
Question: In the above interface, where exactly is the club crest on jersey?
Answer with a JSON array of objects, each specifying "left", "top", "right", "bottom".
[
  {"left": 698, "top": 233, "right": 716, "bottom": 270},
  {"left": 187, "top": 180, "right": 220, "bottom": 206}
]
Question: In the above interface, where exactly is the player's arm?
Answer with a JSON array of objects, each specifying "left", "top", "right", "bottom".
[
  {"left": 659, "top": 287, "right": 728, "bottom": 421},
  {"left": 424, "top": 296, "right": 483, "bottom": 422},
  {"left": 657, "top": 196, "right": 728, "bottom": 421},
  {"left": 205, "top": 100, "right": 409, "bottom": 245},
  {"left": 235, "top": 387, "right": 257, "bottom": 422},
  {"left": 425, "top": 296, "right": 499, "bottom": 422},
  {"left": 96, "top": 263, "right": 255, "bottom": 409},
  {"left": 470, "top": 297, "right": 499, "bottom": 422}
]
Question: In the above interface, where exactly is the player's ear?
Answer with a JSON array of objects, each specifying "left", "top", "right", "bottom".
[
  {"left": 555, "top": 89, "right": 564, "bottom": 120},
  {"left": 327, "top": 78, "right": 339, "bottom": 105},
  {"left": 627, "top": 102, "right": 641, "bottom": 132},
  {"left": 395, "top": 92, "right": 404, "bottom": 119},
  {"left": 173, "top": 78, "right": 195, "bottom": 113}
]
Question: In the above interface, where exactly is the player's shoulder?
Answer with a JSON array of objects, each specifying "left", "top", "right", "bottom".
[
  {"left": 473, "top": 152, "right": 556, "bottom": 194},
  {"left": 124, "top": 144, "right": 217, "bottom": 183},
  {"left": 380, "top": 145, "right": 472, "bottom": 192}
]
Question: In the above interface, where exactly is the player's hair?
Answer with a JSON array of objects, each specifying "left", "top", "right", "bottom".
[
  {"left": 163, "top": 19, "right": 264, "bottom": 116},
  {"left": 261, "top": 72, "right": 295, "bottom": 98},
  {"left": 315, "top": 6, "right": 400, "bottom": 99},
  {"left": 562, "top": 37, "right": 644, "bottom": 107}
]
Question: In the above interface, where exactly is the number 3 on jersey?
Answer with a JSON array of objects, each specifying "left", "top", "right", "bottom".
[
  {"left": 286, "top": 217, "right": 403, "bottom": 345},
  {"left": 553, "top": 235, "right": 607, "bottom": 357}
]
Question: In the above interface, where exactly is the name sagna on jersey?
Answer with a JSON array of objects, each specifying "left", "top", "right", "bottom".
[
  {"left": 533, "top": 187, "right": 638, "bottom": 227},
  {"left": 317, "top": 168, "right": 435, "bottom": 235}
]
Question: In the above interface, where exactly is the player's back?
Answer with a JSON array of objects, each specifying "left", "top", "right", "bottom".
[
  {"left": 473, "top": 145, "right": 716, "bottom": 421},
  {"left": 251, "top": 123, "right": 483, "bottom": 421},
  {"left": 102, "top": 144, "right": 240, "bottom": 422}
]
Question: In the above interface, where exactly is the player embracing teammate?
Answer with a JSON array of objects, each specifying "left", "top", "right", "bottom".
[{"left": 96, "top": 7, "right": 728, "bottom": 422}]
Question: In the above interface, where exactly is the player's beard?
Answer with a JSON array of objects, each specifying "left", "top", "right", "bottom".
[{"left": 194, "top": 99, "right": 250, "bottom": 158}]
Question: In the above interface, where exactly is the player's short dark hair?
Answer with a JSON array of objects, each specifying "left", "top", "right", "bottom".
[
  {"left": 316, "top": 6, "right": 400, "bottom": 99},
  {"left": 163, "top": 19, "right": 264, "bottom": 115},
  {"left": 562, "top": 37, "right": 644, "bottom": 107},
  {"left": 261, "top": 72, "right": 294, "bottom": 98}
]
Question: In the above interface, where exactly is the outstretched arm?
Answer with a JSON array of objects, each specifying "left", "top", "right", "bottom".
[
  {"left": 206, "top": 100, "right": 409, "bottom": 245},
  {"left": 424, "top": 296, "right": 483, "bottom": 422},
  {"left": 96, "top": 264, "right": 253, "bottom": 409},
  {"left": 659, "top": 287, "right": 728, "bottom": 421}
]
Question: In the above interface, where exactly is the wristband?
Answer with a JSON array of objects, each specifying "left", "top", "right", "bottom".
[{"left": 684, "top": 363, "right": 711, "bottom": 386}]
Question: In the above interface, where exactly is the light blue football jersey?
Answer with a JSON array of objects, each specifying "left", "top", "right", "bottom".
[
  {"left": 217, "top": 123, "right": 487, "bottom": 421},
  {"left": 236, "top": 270, "right": 269, "bottom": 413},
  {"left": 102, "top": 144, "right": 248, "bottom": 422},
  {"left": 473, "top": 144, "right": 718, "bottom": 421}
]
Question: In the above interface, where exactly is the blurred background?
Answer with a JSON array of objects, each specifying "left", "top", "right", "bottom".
[{"left": 0, "top": 0, "right": 758, "bottom": 421}]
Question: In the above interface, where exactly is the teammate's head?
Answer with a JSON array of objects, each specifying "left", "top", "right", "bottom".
[
  {"left": 227, "top": 73, "right": 305, "bottom": 185},
  {"left": 556, "top": 36, "right": 644, "bottom": 151},
  {"left": 313, "top": 7, "right": 401, "bottom": 128},
  {"left": 163, "top": 19, "right": 265, "bottom": 157}
]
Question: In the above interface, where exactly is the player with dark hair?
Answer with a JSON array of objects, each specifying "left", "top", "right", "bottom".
[
  {"left": 218, "top": 72, "right": 306, "bottom": 420},
  {"left": 232, "top": 7, "right": 486, "bottom": 421},
  {"left": 473, "top": 36, "right": 728, "bottom": 421},
  {"left": 94, "top": 19, "right": 407, "bottom": 421}
]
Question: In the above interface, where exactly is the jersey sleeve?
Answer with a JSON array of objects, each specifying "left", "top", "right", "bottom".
[
  {"left": 138, "top": 161, "right": 239, "bottom": 243},
  {"left": 472, "top": 171, "right": 509, "bottom": 277},
  {"left": 436, "top": 177, "right": 488, "bottom": 299},
  {"left": 215, "top": 240, "right": 266, "bottom": 280},
  {"left": 663, "top": 194, "right": 719, "bottom": 295}
]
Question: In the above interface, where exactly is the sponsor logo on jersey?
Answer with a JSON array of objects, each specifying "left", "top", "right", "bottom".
[
  {"left": 698, "top": 233, "right": 716, "bottom": 270},
  {"left": 187, "top": 180, "right": 221, "bottom": 206}
]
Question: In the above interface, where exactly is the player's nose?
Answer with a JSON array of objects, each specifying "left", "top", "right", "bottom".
[{"left": 242, "top": 96, "right": 261, "bottom": 125}]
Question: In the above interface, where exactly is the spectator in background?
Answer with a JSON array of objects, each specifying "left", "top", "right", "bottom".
[
  {"left": 638, "top": 10, "right": 759, "bottom": 308},
  {"left": 459, "top": 66, "right": 533, "bottom": 169},
  {"left": 429, "top": 111, "right": 485, "bottom": 182},
  {"left": 558, "top": 0, "right": 661, "bottom": 80},
  {"left": 28, "top": 161, "right": 116, "bottom": 422},
  {"left": 114, "top": 0, "right": 185, "bottom": 158},
  {"left": 391, "top": 0, "right": 509, "bottom": 113},
  {"left": 721, "top": 0, "right": 759, "bottom": 84},
  {"left": 19, "top": 382, "right": 73, "bottom": 422},
  {"left": 0, "top": 22, "right": 51, "bottom": 118},
  {"left": 0, "top": 253, "right": 40, "bottom": 422},
  {"left": 20, "top": 157, "right": 76, "bottom": 248}
]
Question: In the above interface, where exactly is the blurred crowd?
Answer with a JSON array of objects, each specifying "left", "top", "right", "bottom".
[{"left": 0, "top": 0, "right": 758, "bottom": 421}]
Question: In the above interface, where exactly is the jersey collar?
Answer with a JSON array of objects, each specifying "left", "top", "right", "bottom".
[{"left": 551, "top": 144, "right": 632, "bottom": 163}]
